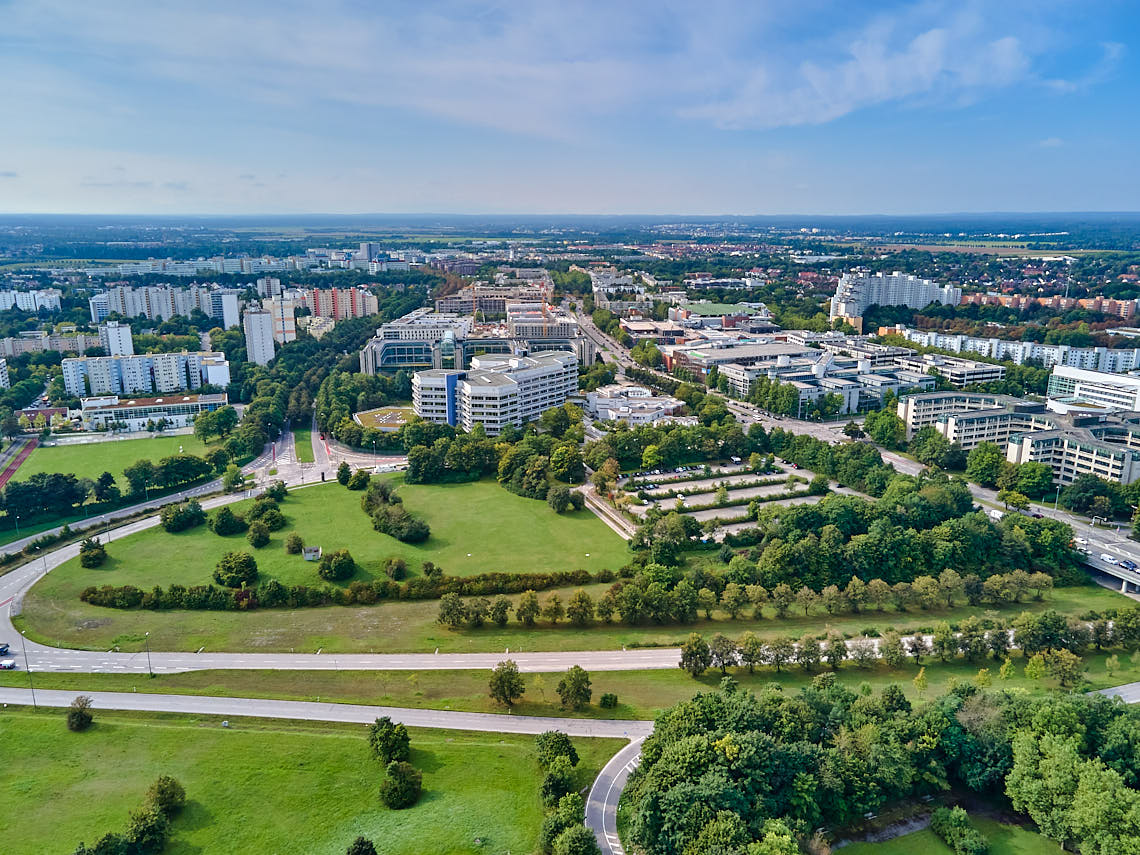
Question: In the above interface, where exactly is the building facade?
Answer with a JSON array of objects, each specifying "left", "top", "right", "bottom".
[
  {"left": 830, "top": 272, "right": 961, "bottom": 324},
  {"left": 412, "top": 352, "right": 578, "bottom": 435},
  {"left": 62, "top": 352, "right": 229, "bottom": 397},
  {"left": 98, "top": 321, "right": 134, "bottom": 356},
  {"left": 242, "top": 309, "right": 276, "bottom": 367},
  {"left": 78, "top": 392, "right": 229, "bottom": 432}
]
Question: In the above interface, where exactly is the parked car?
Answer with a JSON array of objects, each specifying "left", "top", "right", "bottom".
[{"left": 0, "top": 659, "right": 15, "bottom": 670}]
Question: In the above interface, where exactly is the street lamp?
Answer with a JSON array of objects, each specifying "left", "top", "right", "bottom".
[
  {"left": 145, "top": 631, "right": 153, "bottom": 678},
  {"left": 13, "top": 514, "right": 19, "bottom": 537},
  {"left": 20, "top": 631, "right": 35, "bottom": 711},
  {"left": 1054, "top": 485, "right": 1062, "bottom": 512}
]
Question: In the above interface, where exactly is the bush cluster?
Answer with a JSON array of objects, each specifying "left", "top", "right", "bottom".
[
  {"left": 360, "top": 479, "right": 430, "bottom": 543},
  {"left": 930, "top": 807, "right": 989, "bottom": 855},
  {"left": 159, "top": 500, "right": 206, "bottom": 533},
  {"left": 80, "top": 566, "right": 611, "bottom": 612},
  {"left": 78, "top": 538, "right": 107, "bottom": 568},
  {"left": 535, "top": 733, "right": 598, "bottom": 855},
  {"left": 208, "top": 506, "right": 248, "bottom": 536},
  {"left": 71, "top": 775, "right": 186, "bottom": 855},
  {"left": 369, "top": 716, "right": 422, "bottom": 810}
]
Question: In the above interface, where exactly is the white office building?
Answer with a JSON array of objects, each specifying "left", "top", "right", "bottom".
[
  {"left": 98, "top": 321, "right": 134, "bottom": 356},
  {"left": 412, "top": 352, "right": 578, "bottom": 435},
  {"left": 1046, "top": 365, "right": 1140, "bottom": 411},
  {"left": 830, "top": 271, "right": 961, "bottom": 323},
  {"left": 243, "top": 309, "right": 276, "bottom": 367}
]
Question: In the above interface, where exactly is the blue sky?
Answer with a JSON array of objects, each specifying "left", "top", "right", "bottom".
[{"left": 0, "top": 0, "right": 1137, "bottom": 215}]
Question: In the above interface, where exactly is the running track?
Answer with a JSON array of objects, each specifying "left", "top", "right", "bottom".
[{"left": 0, "top": 437, "right": 37, "bottom": 489}]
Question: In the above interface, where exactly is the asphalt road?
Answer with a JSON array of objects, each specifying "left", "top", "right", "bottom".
[
  {"left": 0, "top": 686, "right": 653, "bottom": 740},
  {"left": 586, "top": 737, "right": 645, "bottom": 855}
]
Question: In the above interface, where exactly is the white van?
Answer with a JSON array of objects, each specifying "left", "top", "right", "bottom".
[
  {"left": 0, "top": 659, "right": 16, "bottom": 670},
  {"left": 1101, "top": 553, "right": 1119, "bottom": 565}
]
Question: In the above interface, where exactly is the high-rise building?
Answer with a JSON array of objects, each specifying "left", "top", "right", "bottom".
[
  {"left": 0, "top": 358, "right": 9, "bottom": 389},
  {"left": 264, "top": 297, "right": 297, "bottom": 344},
  {"left": 208, "top": 290, "right": 241, "bottom": 329},
  {"left": 829, "top": 271, "right": 961, "bottom": 326},
  {"left": 61, "top": 352, "right": 228, "bottom": 397},
  {"left": 305, "top": 287, "right": 379, "bottom": 320},
  {"left": 98, "top": 321, "right": 134, "bottom": 356},
  {"left": 243, "top": 309, "right": 275, "bottom": 366}
]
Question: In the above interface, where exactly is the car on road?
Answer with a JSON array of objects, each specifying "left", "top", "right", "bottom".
[
  {"left": 1101, "top": 553, "right": 1120, "bottom": 565},
  {"left": 0, "top": 659, "right": 15, "bottom": 670},
  {"left": 0, "top": 643, "right": 8, "bottom": 655},
  {"left": 1123, "top": 560, "right": 1139, "bottom": 571}
]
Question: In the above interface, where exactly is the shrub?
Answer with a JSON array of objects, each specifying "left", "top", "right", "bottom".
[
  {"left": 284, "top": 532, "right": 304, "bottom": 554},
  {"left": 599, "top": 693, "right": 618, "bottom": 709},
  {"left": 368, "top": 716, "right": 411, "bottom": 764},
  {"left": 79, "top": 538, "right": 107, "bottom": 568},
  {"left": 263, "top": 480, "right": 288, "bottom": 501},
  {"left": 145, "top": 775, "right": 186, "bottom": 817},
  {"left": 346, "top": 838, "right": 378, "bottom": 855},
  {"left": 209, "top": 506, "right": 248, "bottom": 536},
  {"left": 247, "top": 521, "right": 270, "bottom": 548},
  {"left": 347, "top": 469, "right": 371, "bottom": 490},
  {"left": 159, "top": 500, "right": 206, "bottom": 533},
  {"left": 124, "top": 804, "right": 169, "bottom": 853},
  {"left": 258, "top": 507, "right": 287, "bottom": 531},
  {"left": 553, "top": 825, "right": 602, "bottom": 855},
  {"left": 67, "top": 695, "right": 94, "bottom": 731},
  {"left": 213, "top": 551, "right": 258, "bottom": 588},
  {"left": 378, "top": 761, "right": 422, "bottom": 809},
  {"left": 535, "top": 731, "right": 579, "bottom": 769},
  {"left": 540, "top": 755, "right": 575, "bottom": 806},
  {"left": 337, "top": 461, "right": 351, "bottom": 485},
  {"left": 930, "top": 806, "right": 989, "bottom": 855},
  {"left": 372, "top": 504, "right": 430, "bottom": 543},
  {"left": 247, "top": 497, "right": 278, "bottom": 520},
  {"left": 384, "top": 557, "right": 408, "bottom": 580},
  {"left": 318, "top": 548, "right": 356, "bottom": 582}
]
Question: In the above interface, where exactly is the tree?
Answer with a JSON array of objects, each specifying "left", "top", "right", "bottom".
[
  {"left": 209, "top": 506, "right": 247, "bottom": 536},
  {"left": 641, "top": 444, "right": 663, "bottom": 470},
  {"left": 535, "top": 730, "right": 579, "bottom": 768},
  {"left": 932, "top": 622, "right": 957, "bottom": 663},
  {"left": 346, "top": 838, "right": 378, "bottom": 855},
  {"left": 516, "top": 590, "right": 540, "bottom": 626},
  {"left": 795, "top": 585, "right": 818, "bottom": 617},
  {"left": 124, "top": 805, "right": 169, "bottom": 853},
  {"left": 966, "top": 442, "right": 1006, "bottom": 487},
  {"left": 378, "top": 760, "right": 422, "bottom": 809},
  {"left": 213, "top": 551, "right": 258, "bottom": 587},
  {"left": 881, "top": 632, "right": 906, "bottom": 668},
  {"left": 680, "top": 632, "right": 712, "bottom": 677},
  {"left": 437, "top": 593, "right": 467, "bottom": 628},
  {"left": 368, "top": 716, "right": 411, "bottom": 764},
  {"left": 1025, "top": 653, "right": 1047, "bottom": 681},
  {"left": 489, "top": 595, "right": 512, "bottom": 627},
  {"left": 542, "top": 593, "right": 565, "bottom": 625},
  {"left": 913, "top": 667, "right": 928, "bottom": 698},
  {"left": 709, "top": 633, "right": 738, "bottom": 674},
  {"left": 337, "top": 461, "right": 351, "bottom": 485},
  {"left": 79, "top": 538, "right": 107, "bottom": 568},
  {"left": 824, "top": 632, "right": 847, "bottom": 670},
  {"left": 738, "top": 631, "right": 764, "bottom": 674},
  {"left": 93, "top": 471, "right": 120, "bottom": 504},
  {"left": 489, "top": 659, "right": 525, "bottom": 707},
  {"left": 222, "top": 463, "right": 245, "bottom": 492},
  {"left": 547, "top": 484, "right": 572, "bottom": 513},
  {"left": 998, "top": 489, "right": 1030, "bottom": 512},
  {"left": 347, "top": 469, "right": 370, "bottom": 490},
  {"left": 318, "top": 548, "right": 356, "bottom": 581},
  {"left": 566, "top": 589, "right": 594, "bottom": 626},
  {"left": 771, "top": 583, "right": 794, "bottom": 618},
  {"left": 145, "top": 775, "right": 186, "bottom": 817},
  {"left": 697, "top": 587, "right": 718, "bottom": 619},
  {"left": 557, "top": 665, "right": 593, "bottom": 710},
  {"left": 796, "top": 634, "right": 822, "bottom": 672},
  {"left": 541, "top": 755, "right": 576, "bottom": 807},
  {"left": 721, "top": 582, "right": 747, "bottom": 619},
  {"left": 553, "top": 825, "right": 602, "bottom": 855},
  {"left": 160, "top": 500, "right": 205, "bottom": 533},
  {"left": 284, "top": 531, "right": 303, "bottom": 554},
  {"left": 1045, "top": 648, "right": 1085, "bottom": 688},
  {"left": 768, "top": 637, "right": 795, "bottom": 672},
  {"left": 246, "top": 520, "right": 270, "bottom": 548},
  {"left": 67, "top": 695, "right": 94, "bottom": 731}
]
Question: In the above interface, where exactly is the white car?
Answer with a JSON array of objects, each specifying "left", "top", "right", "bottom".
[
  {"left": 0, "top": 659, "right": 16, "bottom": 670},
  {"left": 1101, "top": 553, "right": 1119, "bottom": 565}
]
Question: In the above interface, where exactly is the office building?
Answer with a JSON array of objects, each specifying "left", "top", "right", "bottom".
[
  {"left": 507, "top": 307, "right": 578, "bottom": 338},
  {"left": 891, "top": 353, "right": 1005, "bottom": 386},
  {"left": 98, "top": 321, "right": 134, "bottom": 357},
  {"left": 78, "top": 392, "right": 229, "bottom": 432},
  {"left": 585, "top": 385, "right": 689, "bottom": 425},
  {"left": 829, "top": 271, "right": 961, "bottom": 326},
  {"left": 412, "top": 352, "right": 578, "bottom": 435},
  {"left": 242, "top": 309, "right": 276, "bottom": 367},
  {"left": 61, "top": 352, "right": 229, "bottom": 397},
  {"left": 1046, "top": 365, "right": 1140, "bottom": 411}
]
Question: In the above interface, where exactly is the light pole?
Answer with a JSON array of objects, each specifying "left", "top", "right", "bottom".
[
  {"left": 145, "top": 631, "right": 153, "bottom": 678},
  {"left": 13, "top": 514, "right": 19, "bottom": 537},
  {"left": 21, "top": 631, "right": 35, "bottom": 711},
  {"left": 1054, "top": 485, "right": 1062, "bottom": 512}
]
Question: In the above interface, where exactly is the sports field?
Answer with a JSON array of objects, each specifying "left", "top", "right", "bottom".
[
  {"left": 14, "top": 434, "right": 211, "bottom": 487},
  {"left": 0, "top": 708, "right": 619, "bottom": 855}
]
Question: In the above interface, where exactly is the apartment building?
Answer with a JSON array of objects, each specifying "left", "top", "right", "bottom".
[
  {"left": 887, "top": 325, "right": 1140, "bottom": 372},
  {"left": 412, "top": 352, "right": 578, "bottom": 435},
  {"left": 0, "top": 289, "right": 62, "bottom": 312},
  {"left": 892, "top": 353, "right": 1006, "bottom": 386},
  {"left": 62, "top": 351, "right": 229, "bottom": 397},
  {"left": 89, "top": 284, "right": 240, "bottom": 327},
  {"left": 0, "top": 358, "right": 9, "bottom": 389},
  {"left": 243, "top": 309, "right": 276, "bottom": 367},
  {"left": 98, "top": 321, "right": 134, "bottom": 356},
  {"left": 305, "top": 287, "right": 379, "bottom": 320},
  {"left": 830, "top": 271, "right": 961, "bottom": 324},
  {"left": 263, "top": 296, "right": 298, "bottom": 344}
]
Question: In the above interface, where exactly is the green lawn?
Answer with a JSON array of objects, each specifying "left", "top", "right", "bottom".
[
  {"left": 14, "top": 434, "right": 211, "bottom": 488},
  {"left": 842, "top": 818, "right": 1061, "bottom": 855},
  {"left": 2, "top": 645, "right": 1136, "bottom": 722},
  {"left": 0, "top": 708, "right": 620, "bottom": 855},
  {"left": 293, "top": 427, "right": 315, "bottom": 463}
]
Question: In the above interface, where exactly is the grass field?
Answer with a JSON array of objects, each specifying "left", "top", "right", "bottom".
[
  {"left": 2, "top": 643, "right": 1135, "bottom": 721},
  {"left": 14, "top": 434, "right": 211, "bottom": 488},
  {"left": 842, "top": 817, "right": 1061, "bottom": 854},
  {"left": 293, "top": 427, "right": 315, "bottom": 462},
  {"left": 0, "top": 708, "right": 619, "bottom": 855},
  {"left": 19, "top": 533, "right": 1125, "bottom": 653}
]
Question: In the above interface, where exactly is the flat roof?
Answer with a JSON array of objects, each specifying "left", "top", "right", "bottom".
[{"left": 82, "top": 393, "right": 226, "bottom": 410}]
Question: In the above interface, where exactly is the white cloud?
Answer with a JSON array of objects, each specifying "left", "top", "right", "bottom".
[{"left": 1039, "top": 137, "right": 1064, "bottom": 148}]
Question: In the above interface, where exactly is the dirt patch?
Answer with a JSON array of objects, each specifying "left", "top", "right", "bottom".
[{"left": 77, "top": 618, "right": 111, "bottom": 630}]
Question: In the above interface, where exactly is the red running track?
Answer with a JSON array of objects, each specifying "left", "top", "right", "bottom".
[{"left": 0, "top": 438, "right": 37, "bottom": 489}]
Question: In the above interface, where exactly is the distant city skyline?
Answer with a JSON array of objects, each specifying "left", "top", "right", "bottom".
[{"left": 1, "top": 0, "right": 1137, "bottom": 215}]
